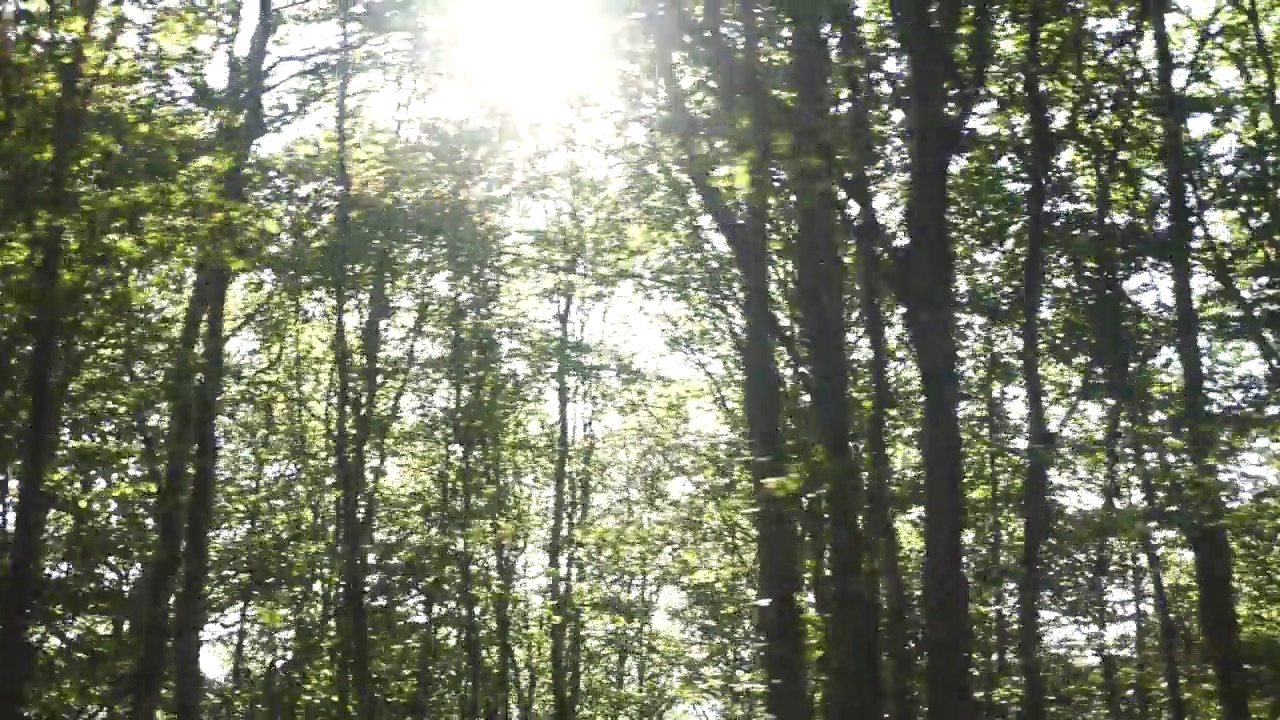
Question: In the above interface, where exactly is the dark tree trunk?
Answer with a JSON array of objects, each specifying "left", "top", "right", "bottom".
[
  {"left": 1017, "top": 1, "right": 1053, "bottom": 714},
  {"left": 1133, "top": 549, "right": 1152, "bottom": 720},
  {"left": 1092, "top": 407, "right": 1126, "bottom": 720},
  {"left": 655, "top": 4, "right": 808, "bottom": 715},
  {"left": 0, "top": 9, "right": 91, "bottom": 713},
  {"left": 171, "top": 2, "right": 272, "bottom": 716},
  {"left": 739, "top": 6, "right": 808, "bottom": 717},
  {"left": 173, "top": 264, "right": 228, "bottom": 720},
  {"left": 331, "top": 10, "right": 373, "bottom": 718},
  {"left": 130, "top": 279, "right": 207, "bottom": 719},
  {"left": 494, "top": 471, "right": 516, "bottom": 720},
  {"left": 1133, "top": 418, "right": 1186, "bottom": 720},
  {"left": 980, "top": 338, "right": 1009, "bottom": 720},
  {"left": 548, "top": 288, "right": 574, "bottom": 720},
  {"left": 891, "top": 0, "right": 981, "bottom": 714},
  {"left": 836, "top": 8, "right": 917, "bottom": 717},
  {"left": 788, "top": 10, "right": 874, "bottom": 720},
  {"left": 1151, "top": 0, "right": 1250, "bottom": 716}
]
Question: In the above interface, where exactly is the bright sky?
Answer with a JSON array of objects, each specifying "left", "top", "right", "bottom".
[{"left": 424, "top": 0, "right": 619, "bottom": 127}]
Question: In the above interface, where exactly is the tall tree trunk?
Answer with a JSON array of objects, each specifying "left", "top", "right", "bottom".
[
  {"left": 739, "top": 5, "right": 808, "bottom": 717},
  {"left": 494, "top": 466, "right": 516, "bottom": 720},
  {"left": 891, "top": 0, "right": 983, "bottom": 714},
  {"left": 460, "top": 437, "right": 482, "bottom": 720},
  {"left": 1091, "top": 407, "right": 1126, "bottom": 720},
  {"left": 331, "top": 9, "right": 373, "bottom": 718},
  {"left": 981, "top": 338, "right": 1009, "bottom": 720},
  {"left": 171, "top": 2, "right": 272, "bottom": 716},
  {"left": 1151, "top": 0, "right": 1250, "bottom": 716},
  {"left": 837, "top": 8, "right": 916, "bottom": 717},
  {"left": 412, "top": 598, "right": 436, "bottom": 719},
  {"left": 1018, "top": 1, "right": 1053, "bottom": 714},
  {"left": 788, "top": 10, "right": 874, "bottom": 720},
  {"left": 655, "top": 4, "right": 808, "bottom": 714},
  {"left": 129, "top": 279, "right": 207, "bottom": 719},
  {"left": 1133, "top": 415, "right": 1186, "bottom": 720},
  {"left": 173, "top": 264, "right": 228, "bottom": 720},
  {"left": 566, "top": 418, "right": 594, "bottom": 719},
  {"left": 548, "top": 288, "right": 574, "bottom": 720},
  {"left": 1133, "top": 549, "right": 1152, "bottom": 720},
  {"left": 0, "top": 5, "right": 92, "bottom": 711}
]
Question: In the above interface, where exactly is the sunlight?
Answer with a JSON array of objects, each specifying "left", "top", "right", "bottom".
[{"left": 428, "top": 0, "right": 618, "bottom": 128}]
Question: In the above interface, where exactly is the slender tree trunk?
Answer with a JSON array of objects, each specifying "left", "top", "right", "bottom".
[
  {"left": 129, "top": 279, "right": 207, "bottom": 719},
  {"left": 981, "top": 338, "right": 1009, "bottom": 720},
  {"left": 460, "top": 440, "right": 482, "bottom": 720},
  {"left": 836, "top": 8, "right": 916, "bottom": 716},
  {"left": 1133, "top": 418, "right": 1186, "bottom": 720},
  {"left": 1133, "top": 549, "right": 1152, "bottom": 720},
  {"left": 566, "top": 420, "right": 593, "bottom": 718},
  {"left": 855, "top": 184, "right": 915, "bottom": 720},
  {"left": 548, "top": 289, "right": 574, "bottom": 720},
  {"left": 331, "top": 10, "right": 373, "bottom": 717},
  {"left": 173, "top": 263, "right": 228, "bottom": 720},
  {"left": 172, "top": 3, "right": 272, "bottom": 717},
  {"left": 412, "top": 598, "right": 436, "bottom": 719},
  {"left": 1092, "top": 406, "right": 1126, "bottom": 720},
  {"left": 1151, "top": 1, "right": 1250, "bottom": 716},
  {"left": 1018, "top": 2, "right": 1053, "bottom": 714},
  {"left": 740, "top": 6, "right": 807, "bottom": 717},
  {"left": 494, "top": 470, "right": 516, "bottom": 720}
]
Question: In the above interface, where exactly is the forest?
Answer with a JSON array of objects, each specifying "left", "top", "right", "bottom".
[{"left": 0, "top": 0, "right": 1277, "bottom": 717}]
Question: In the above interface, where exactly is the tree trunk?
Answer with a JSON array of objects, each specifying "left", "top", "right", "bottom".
[
  {"left": 331, "top": 10, "right": 373, "bottom": 718},
  {"left": 740, "top": 5, "right": 808, "bottom": 717},
  {"left": 171, "top": 2, "right": 273, "bottom": 716},
  {"left": 1092, "top": 407, "right": 1126, "bottom": 720},
  {"left": 836, "top": 8, "right": 916, "bottom": 716},
  {"left": 1133, "top": 549, "right": 1152, "bottom": 720},
  {"left": 129, "top": 278, "right": 207, "bottom": 719},
  {"left": 548, "top": 288, "right": 574, "bottom": 720},
  {"left": 788, "top": 11, "right": 874, "bottom": 720},
  {"left": 1151, "top": 0, "right": 1250, "bottom": 715},
  {"left": 1017, "top": 1, "right": 1053, "bottom": 714},
  {"left": 981, "top": 338, "right": 1009, "bottom": 720},
  {"left": 1133, "top": 417, "right": 1186, "bottom": 720},
  {"left": 173, "top": 263, "right": 228, "bottom": 720},
  {"left": 892, "top": 0, "right": 978, "bottom": 714},
  {"left": 0, "top": 8, "right": 91, "bottom": 712},
  {"left": 655, "top": 4, "right": 808, "bottom": 714}
]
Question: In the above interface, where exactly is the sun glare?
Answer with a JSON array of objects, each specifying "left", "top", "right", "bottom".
[{"left": 430, "top": 0, "right": 618, "bottom": 128}]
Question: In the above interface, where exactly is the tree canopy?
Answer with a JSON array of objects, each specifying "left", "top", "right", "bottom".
[{"left": 0, "top": 0, "right": 1278, "bottom": 718}]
